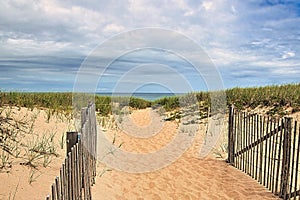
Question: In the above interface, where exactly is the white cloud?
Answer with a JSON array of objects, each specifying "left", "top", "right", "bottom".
[
  {"left": 281, "top": 51, "right": 295, "bottom": 59},
  {"left": 184, "top": 10, "right": 195, "bottom": 17},
  {"left": 103, "top": 24, "right": 125, "bottom": 34},
  {"left": 5, "top": 38, "right": 71, "bottom": 55},
  {"left": 231, "top": 5, "right": 237, "bottom": 14},
  {"left": 202, "top": 1, "right": 214, "bottom": 11},
  {"left": 0, "top": 77, "right": 12, "bottom": 80}
]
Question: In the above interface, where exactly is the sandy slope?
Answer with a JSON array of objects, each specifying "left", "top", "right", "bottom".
[
  {"left": 0, "top": 107, "right": 72, "bottom": 200},
  {"left": 92, "top": 108, "right": 279, "bottom": 199}
]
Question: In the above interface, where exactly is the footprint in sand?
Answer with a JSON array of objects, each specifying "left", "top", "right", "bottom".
[
  {"left": 142, "top": 181, "right": 155, "bottom": 190},
  {"left": 149, "top": 182, "right": 155, "bottom": 189}
]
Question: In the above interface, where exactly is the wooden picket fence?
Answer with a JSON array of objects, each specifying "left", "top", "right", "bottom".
[
  {"left": 46, "top": 103, "right": 97, "bottom": 200},
  {"left": 228, "top": 105, "right": 300, "bottom": 199}
]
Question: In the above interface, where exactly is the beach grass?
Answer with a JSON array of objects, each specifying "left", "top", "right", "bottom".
[
  {"left": 154, "top": 83, "right": 300, "bottom": 115},
  {"left": 226, "top": 83, "right": 300, "bottom": 111},
  {"left": 1, "top": 83, "right": 299, "bottom": 116}
]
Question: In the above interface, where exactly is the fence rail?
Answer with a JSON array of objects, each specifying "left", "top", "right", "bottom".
[
  {"left": 46, "top": 103, "right": 97, "bottom": 200},
  {"left": 228, "top": 105, "right": 300, "bottom": 200}
]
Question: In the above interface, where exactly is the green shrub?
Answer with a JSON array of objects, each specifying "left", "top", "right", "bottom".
[{"left": 153, "top": 96, "right": 179, "bottom": 111}]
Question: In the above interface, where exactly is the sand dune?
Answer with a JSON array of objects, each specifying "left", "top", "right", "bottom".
[
  {"left": 92, "top": 108, "right": 279, "bottom": 199},
  {"left": 0, "top": 107, "right": 71, "bottom": 200}
]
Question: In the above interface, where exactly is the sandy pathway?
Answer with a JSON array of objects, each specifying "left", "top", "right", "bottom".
[{"left": 92, "top": 108, "right": 279, "bottom": 199}]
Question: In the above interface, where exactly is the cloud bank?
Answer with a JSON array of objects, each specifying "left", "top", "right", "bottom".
[{"left": 0, "top": 0, "right": 299, "bottom": 92}]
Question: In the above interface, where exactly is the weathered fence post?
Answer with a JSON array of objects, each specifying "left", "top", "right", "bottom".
[
  {"left": 46, "top": 103, "right": 97, "bottom": 199},
  {"left": 280, "top": 117, "right": 292, "bottom": 199},
  {"left": 228, "top": 104, "right": 235, "bottom": 164},
  {"left": 66, "top": 132, "right": 78, "bottom": 156}
]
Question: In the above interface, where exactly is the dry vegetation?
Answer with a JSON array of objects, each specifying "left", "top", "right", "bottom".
[{"left": 0, "top": 106, "right": 74, "bottom": 199}]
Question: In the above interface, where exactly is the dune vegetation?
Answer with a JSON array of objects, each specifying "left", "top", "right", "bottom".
[
  {"left": 0, "top": 83, "right": 299, "bottom": 117},
  {"left": 154, "top": 83, "right": 300, "bottom": 115}
]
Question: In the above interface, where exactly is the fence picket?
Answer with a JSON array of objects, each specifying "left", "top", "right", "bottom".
[
  {"left": 271, "top": 118, "right": 279, "bottom": 193},
  {"left": 251, "top": 114, "right": 255, "bottom": 178},
  {"left": 259, "top": 115, "right": 263, "bottom": 184},
  {"left": 246, "top": 113, "right": 249, "bottom": 175},
  {"left": 244, "top": 112, "right": 247, "bottom": 172},
  {"left": 267, "top": 118, "right": 273, "bottom": 189},
  {"left": 263, "top": 116, "right": 269, "bottom": 186},
  {"left": 239, "top": 112, "right": 242, "bottom": 170},
  {"left": 275, "top": 118, "right": 284, "bottom": 195},
  {"left": 290, "top": 121, "right": 297, "bottom": 197},
  {"left": 55, "top": 177, "right": 60, "bottom": 200},
  {"left": 293, "top": 124, "right": 300, "bottom": 200},
  {"left": 280, "top": 117, "right": 292, "bottom": 198},
  {"left": 255, "top": 114, "right": 259, "bottom": 180},
  {"left": 51, "top": 183, "right": 56, "bottom": 200},
  {"left": 249, "top": 114, "right": 252, "bottom": 176},
  {"left": 60, "top": 164, "right": 65, "bottom": 200}
]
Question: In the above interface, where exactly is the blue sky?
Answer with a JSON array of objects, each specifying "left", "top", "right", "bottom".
[{"left": 0, "top": 0, "right": 299, "bottom": 93}]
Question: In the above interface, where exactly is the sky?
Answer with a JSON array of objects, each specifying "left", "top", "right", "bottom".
[{"left": 0, "top": 0, "right": 299, "bottom": 93}]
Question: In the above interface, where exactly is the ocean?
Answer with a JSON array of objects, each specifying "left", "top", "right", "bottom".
[{"left": 97, "top": 93, "right": 179, "bottom": 101}]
